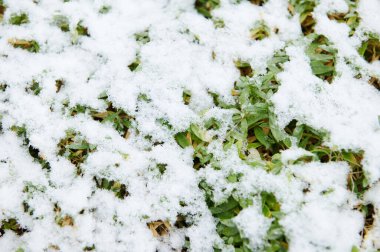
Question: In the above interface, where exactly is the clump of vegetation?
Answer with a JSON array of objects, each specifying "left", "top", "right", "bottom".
[
  {"left": 0, "top": 218, "right": 28, "bottom": 236},
  {"left": 183, "top": 90, "right": 192, "bottom": 105},
  {"left": 26, "top": 80, "right": 42, "bottom": 95},
  {"left": 288, "top": 0, "right": 316, "bottom": 35},
  {"left": 306, "top": 34, "right": 337, "bottom": 83},
  {"left": 327, "top": 0, "right": 360, "bottom": 36},
  {"left": 0, "top": 0, "right": 6, "bottom": 22},
  {"left": 69, "top": 95, "right": 133, "bottom": 138},
  {"left": 99, "top": 5, "right": 111, "bottom": 14},
  {"left": 54, "top": 204, "right": 74, "bottom": 227},
  {"left": 175, "top": 124, "right": 213, "bottom": 170},
  {"left": 135, "top": 29, "right": 150, "bottom": 45},
  {"left": 195, "top": 0, "right": 220, "bottom": 19},
  {"left": 76, "top": 21, "right": 89, "bottom": 36},
  {"left": 358, "top": 35, "right": 380, "bottom": 63},
  {"left": 52, "top": 15, "right": 70, "bottom": 32},
  {"left": 9, "top": 12, "right": 29, "bottom": 25},
  {"left": 90, "top": 102, "right": 133, "bottom": 138},
  {"left": 147, "top": 220, "right": 170, "bottom": 237},
  {"left": 199, "top": 182, "right": 251, "bottom": 251},
  {"left": 261, "top": 192, "right": 288, "bottom": 251},
  {"left": 223, "top": 51, "right": 291, "bottom": 162},
  {"left": 213, "top": 18, "right": 225, "bottom": 29},
  {"left": 57, "top": 130, "right": 96, "bottom": 174},
  {"left": 250, "top": 21, "right": 270, "bottom": 41},
  {"left": 94, "top": 177, "right": 129, "bottom": 199},
  {"left": 11, "top": 125, "right": 51, "bottom": 170},
  {"left": 128, "top": 54, "right": 141, "bottom": 72},
  {"left": 8, "top": 38, "right": 40, "bottom": 53},
  {"left": 235, "top": 60, "right": 253, "bottom": 77}
]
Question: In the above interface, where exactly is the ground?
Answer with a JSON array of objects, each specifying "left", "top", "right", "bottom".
[{"left": 0, "top": 0, "right": 380, "bottom": 251}]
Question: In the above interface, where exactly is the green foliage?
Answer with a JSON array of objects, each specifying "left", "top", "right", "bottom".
[
  {"left": 76, "top": 21, "right": 89, "bottom": 36},
  {"left": 94, "top": 177, "right": 129, "bottom": 199},
  {"left": 358, "top": 34, "right": 380, "bottom": 63},
  {"left": 27, "top": 80, "right": 42, "bottom": 95},
  {"left": 52, "top": 15, "right": 70, "bottom": 32},
  {"left": 0, "top": 0, "right": 6, "bottom": 22},
  {"left": 99, "top": 5, "right": 111, "bottom": 14},
  {"left": 235, "top": 60, "right": 253, "bottom": 77},
  {"left": 327, "top": 0, "right": 360, "bottom": 36},
  {"left": 306, "top": 34, "right": 337, "bottom": 83},
  {"left": 288, "top": 0, "right": 316, "bottom": 35},
  {"left": 0, "top": 218, "right": 28, "bottom": 236},
  {"left": 224, "top": 51, "right": 291, "bottom": 163},
  {"left": 200, "top": 183, "right": 252, "bottom": 251},
  {"left": 135, "top": 29, "right": 150, "bottom": 45},
  {"left": 261, "top": 192, "right": 288, "bottom": 252},
  {"left": 128, "top": 55, "right": 141, "bottom": 72},
  {"left": 57, "top": 130, "right": 96, "bottom": 174},
  {"left": 90, "top": 102, "right": 133, "bottom": 137},
  {"left": 195, "top": 0, "right": 220, "bottom": 19},
  {"left": 69, "top": 97, "right": 133, "bottom": 138},
  {"left": 175, "top": 124, "right": 213, "bottom": 169},
  {"left": 9, "top": 12, "right": 29, "bottom": 25},
  {"left": 8, "top": 39, "right": 40, "bottom": 53},
  {"left": 250, "top": 21, "right": 270, "bottom": 41},
  {"left": 213, "top": 18, "right": 225, "bottom": 29},
  {"left": 183, "top": 90, "right": 191, "bottom": 105},
  {"left": 10, "top": 125, "right": 50, "bottom": 170}
]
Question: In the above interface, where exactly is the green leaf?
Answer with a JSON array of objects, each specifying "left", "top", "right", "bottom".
[
  {"left": 254, "top": 127, "right": 270, "bottom": 149},
  {"left": 66, "top": 143, "right": 90, "bottom": 150},
  {"left": 175, "top": 132, "right": 190, "bottom": 148}
]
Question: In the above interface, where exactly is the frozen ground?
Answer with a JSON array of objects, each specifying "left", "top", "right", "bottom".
[{"left": 0, "top": 0, "right": 379, "bottom": 251}]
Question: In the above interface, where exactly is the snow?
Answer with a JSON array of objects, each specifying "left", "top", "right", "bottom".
[{"left": 0, "top": 0, "right": 379, "bottom": 251}]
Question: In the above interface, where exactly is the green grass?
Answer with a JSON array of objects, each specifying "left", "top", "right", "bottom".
[
  {"left": 358, "top": 34, "right": 380, "bottom": 63},
  {"left": 250, "top": 21, "right": 270, "bottom": 41},
  {"left": 57, "top": 130, "right": 96, "bottom": 175},
  {"left": 94, "top": 177, "right": 129, "bottom": 199},
  {"left": 288, "top": 0, "right": 316, "bottom": 35},
  {"left": 9, "top": 12, "right": 29, "bottom": 25},
  {"left": 306, "top": 34, "right": 337, "bottom": 83},
  {"left": 195, "top": 0, "right": 220, "bottom": 19},
  {"left": 8, "top": 39, "right": 40, "bottom": 53}
]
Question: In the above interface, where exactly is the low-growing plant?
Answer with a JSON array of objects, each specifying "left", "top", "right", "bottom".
[
  {"left": 306, "top": 34, "right": 337, "bottom": 83},
  {"left": 135, "top": 29, "right": 150, "bottom": 45},
  {"left": 235, "top": 60, "right": 253, "bottom": 77},
  {"left": 26, "top": 80, "right": 42, "bottom": 95},
  {"left": 195, "top": 0, "right": 220, "bottom": 19},
  {"left": 9, "top": 12, "right": 29, "bottom": 25},
  {"left": 288, "top": 0, "right": 316, "bottom": 35},
  {"left": 8, "top": 38, "right": 40, "bottom": 53},
  {"left": 358, "top": 34, "right": 380, "bottom": 63},
  {"left": 250, "top": 21, "right": 270, "bottom": 41},
  {"left": 327, "top": 0, "right": 360, "bottom": 36},
  {"left": 54, "top": 204, "right": 74, "bottom": 227},
  {"left": 0, "top": 0, "right": 6, "bottom": 22},
  {"left": 11, "top": 125, "right": 51, "bottom": 170},
  {"left": 94, "top": 177, "right": 129, "bottom": 199},
  {"left": 52, "top": 15, "right": 70, "bottom": 32},
  {"left": 0, "top": 218, "right": 28, "bottom": 236},
  {"left": 57, "top": 130, "right": 96, "bottom": 174}
]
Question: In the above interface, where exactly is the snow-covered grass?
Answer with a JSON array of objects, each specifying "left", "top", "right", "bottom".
[{"left": 0, "top": 0, "right": 380, "bottom": 251}]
